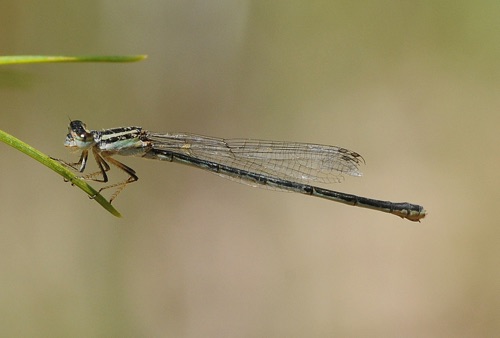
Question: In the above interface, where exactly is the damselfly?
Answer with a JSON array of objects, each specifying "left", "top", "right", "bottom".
[{"left": 55, "top": 120, "right": 426, "bottom": 221}]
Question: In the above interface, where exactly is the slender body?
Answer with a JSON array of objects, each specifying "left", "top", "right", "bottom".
[{"left": 59, "top": 120, "right": 426, "bottom": 221}]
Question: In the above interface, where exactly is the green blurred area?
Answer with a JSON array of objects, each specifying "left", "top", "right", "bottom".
[{"left": 1, "top": 1, "right": 499, "bottom": 337}]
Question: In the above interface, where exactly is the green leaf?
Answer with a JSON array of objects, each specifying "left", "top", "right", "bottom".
[
  {"left": 0, "top": 55, "right": 147, "bottom": 65},
  {"left": 0, "top": 128, "right": 122, "bottom": 217}
]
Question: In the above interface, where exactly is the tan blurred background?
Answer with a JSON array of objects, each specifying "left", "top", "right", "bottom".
[{"left": 1, "top": 1, "right": 498, "bottom": 337}]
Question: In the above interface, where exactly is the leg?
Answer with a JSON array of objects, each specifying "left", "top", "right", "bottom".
[
  {"left": 51, "top": 149, "right": 111, "bottom": 182},
  {"left": 94, "top": 155, "right": 139, "bottom": 203},
  {"left": 51, "top": 149, "right": 89, "bottom": 172}
]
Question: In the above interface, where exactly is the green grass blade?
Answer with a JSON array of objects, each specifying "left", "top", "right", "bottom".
[
  {"left": 0, "top": 55, "right": 147, "bottom": 65},
  {"left": 0, "top": 129, "right": 121, "bottom": 217}
]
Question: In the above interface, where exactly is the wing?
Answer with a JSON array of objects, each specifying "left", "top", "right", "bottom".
[{"left": 145, "top": 132, "right": 364, "bottom": 185}]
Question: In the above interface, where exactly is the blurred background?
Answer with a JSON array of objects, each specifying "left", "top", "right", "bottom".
[{"left": 1, "top": 1, "right": 499, "bottom": 337}]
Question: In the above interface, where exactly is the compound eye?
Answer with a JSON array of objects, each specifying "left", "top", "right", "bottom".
[{"left": 69, "top": 120, "right": 90, "bottom": 141}]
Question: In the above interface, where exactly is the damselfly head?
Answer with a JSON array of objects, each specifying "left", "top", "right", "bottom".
[{"left": 64, "top": 120, "right": 95, "bottom": 149}]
